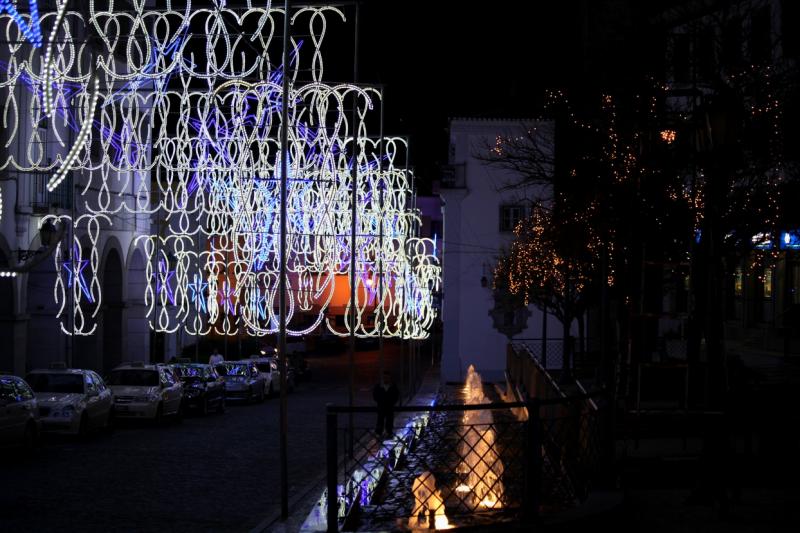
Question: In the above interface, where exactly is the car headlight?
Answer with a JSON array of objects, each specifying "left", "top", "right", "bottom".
[{"left": 148, "top": 392, "right": 161, "bottom": 402}]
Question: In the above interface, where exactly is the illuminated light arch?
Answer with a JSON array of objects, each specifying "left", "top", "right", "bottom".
[{"left": 1, "top": 3, "right": 440, "bottom": 340}]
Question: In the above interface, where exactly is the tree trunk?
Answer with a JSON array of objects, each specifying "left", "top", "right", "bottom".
[
  {"left": 577, "top": 310, "right": 586, "bottom": 371},
  {"left": 562, "top": 314, "right": 573, "bottom": 381}
]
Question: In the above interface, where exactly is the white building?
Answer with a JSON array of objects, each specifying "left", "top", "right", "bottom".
[
  {"left": 440, "top": 118, "right": 576, "bottom": 383},
  {"left": 0, "top": 42, "right": 158, "bottom": 376}
]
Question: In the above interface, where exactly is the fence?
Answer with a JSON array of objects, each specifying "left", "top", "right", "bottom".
[
  {"left": 511, "top": 337, "right": 604, "bottom": 372},
  {"left": 322, "top": 391, "right": 605, "bottom": 531},
  {"left": 507, "top": 343, "right": 568, "bottom": 402}
]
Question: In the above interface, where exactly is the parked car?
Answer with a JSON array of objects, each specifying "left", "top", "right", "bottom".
[
  {"left": 25, "top": 366, "right": 113, "bottom": 436},
  {"left": 0, "top": 374, "right": 40, "bottom": 448},
  {"left": 247, "top": 356, "right": 295, "bottom": 393},
  {"left": 170, "top": 363, "right": 226, "bottom": 414},
  {"left": 273, "top": 339, "right": 310, "bottom": 381},
  {"left": 107, "top": 362, "right": 183, "bottom": 422},
  {"left": 214, "top": 361, "right": 268, "bottom": 403}
]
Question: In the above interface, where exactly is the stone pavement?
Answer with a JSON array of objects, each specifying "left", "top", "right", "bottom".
[{"left": 0, "top": 345, "right": 411, "bottom": 532}]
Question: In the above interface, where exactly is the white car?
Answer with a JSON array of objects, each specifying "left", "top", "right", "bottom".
[
  {"left": 25, "top": 366, "right": 113, "bottom": 436},
  {"left": 0, "top": 375, "right": 41, "bottom": 448},
  {"left": 107, "top": 362, "right": 183, "bottom": 421},
  {"left": 246, "top": 356, "right": 295, "bottom": 394},
  {"left": 245, "top": 356, "right": 275, "bottom": 395},
  {"left": 214, "top": 361, "right": 268, "bottom": 402}
]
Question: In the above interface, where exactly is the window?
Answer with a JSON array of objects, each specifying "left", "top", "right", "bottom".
[
  {"left": 108, "top": 370, "right": 159, "bottom": 387},
  {"left": 734, "top": 268, "right": 743, "bottom": 297},
  {"left": 0, "top": 379, "right": 17, "bottom": 403},
  {"left": 160, "top": 368, "right": 175, "bottom": 387},
  {"left": 499, "top": 205, "right": 530, "bottom": 232},
  {"left": 750, "top": 6, "right": 772, "bottom": 65},
  {"left": 91, "top": 372, "right": 106, "bottom": 391},
  {"left": 672, "top": 33, "right": 691, "bottom": 82},
  {"left": 86, "top": 374, "right": 98, "bottom": 395},
  {"left": 763, "top": 267, "right": 773, "bottom": 299},
  {"left": 26, "top": 373, "right": 84, "bottom": 394},
  {"left": 14, "top": 379, "right": 34, "bottom": 401}
]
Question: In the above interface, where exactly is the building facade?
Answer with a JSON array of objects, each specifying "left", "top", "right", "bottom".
[
  {"left": 0, "top": 45, "right": 157, "bottom": 376},
  {"left": 439, "top": 118, "right": 574, "bottom": 382}
]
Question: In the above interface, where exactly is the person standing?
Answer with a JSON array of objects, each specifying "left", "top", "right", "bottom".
[
  {"left": 373, "top": 371, "right": 399, "bottom": 437},
  {"left": 208, "top": 348, "right": 224, "bottom": 366}
]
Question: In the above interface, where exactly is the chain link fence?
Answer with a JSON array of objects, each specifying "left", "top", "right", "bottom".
[{"left": 321, "top": 391, "right": 605, "bottom": 531}]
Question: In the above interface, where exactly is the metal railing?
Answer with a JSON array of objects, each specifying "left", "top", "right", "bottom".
[
  {"left": 508, "top": 343, "right": 567, "bottom": 401},
  {"left": 323, "top": 390, "right": 605, "bottom": 531}
]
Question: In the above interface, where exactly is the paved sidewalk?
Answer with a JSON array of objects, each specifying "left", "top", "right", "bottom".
[{"left": 258, "top": 365, "right": 442, "bottom": 533}]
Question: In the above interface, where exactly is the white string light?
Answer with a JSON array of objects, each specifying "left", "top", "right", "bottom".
[{"left": 1, "top": 3, "right": 440, "bottom": 339}]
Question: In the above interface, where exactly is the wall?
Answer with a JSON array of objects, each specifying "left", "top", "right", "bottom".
[{"left": 441, "top": 119, "right": 574, "bottom": 383}]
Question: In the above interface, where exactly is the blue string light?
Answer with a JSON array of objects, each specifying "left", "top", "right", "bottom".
[{"left": 0, "top": 0, "right": 42, "bottom": 48}]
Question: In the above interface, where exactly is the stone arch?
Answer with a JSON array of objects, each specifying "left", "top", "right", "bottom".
[
  {"left": 126, "top": 246, "right": 149, "bottom": 363},
  {"left": 24, "top": 248, "right": 62, "bottom": 372},
  {"left": 99, "top": 235, "right": 126, "bottom": 294},
  {"left": 0, "top": 245, "right": 17, "bottom": 373},
  {"left": 101, "top": 245, "right": 124, "bottom": 372}
]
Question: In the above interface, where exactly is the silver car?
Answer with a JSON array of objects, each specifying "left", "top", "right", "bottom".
[
  {"left": 214, "top": 361, "right": 268, "bottom": 403},
  {"left": 26, "top": 367, "right": 113, "bottom": 436},
  {"left": 0, "top": 375, "right": 40, "bottom": 448},
  {"left": 247, "top": 356, "right": 294, "bottom": 394},
  {"left": 107, "top": 363, "right": 183, "bottom": 421}
]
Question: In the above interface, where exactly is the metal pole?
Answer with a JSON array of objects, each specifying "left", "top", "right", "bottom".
[
  {"left": 525, "top": 397, "right": 542, "bottom": 523},
  {"left": 400, "top": 336, "right": 405, "bottom": 402},
  {"left": 279, "top": 0, "right": 291, "bottom": 521},
  {"left": 542, "top": 308, "right": 548, "bottom": 369},
  {"left": 326, "top": 406, "right": 339, "bottom": 533},
  {"left": 348, "top": 1, "right": 360, "bottom": 458},
  {"left": 378, "top": 87, "right": 385, "bottom": 381},
  {"left": 195, "top": 230, "right": 200, "bottom": 363},
  {"left": 68, "top": 174, "right": 75, "bottom": 368}
]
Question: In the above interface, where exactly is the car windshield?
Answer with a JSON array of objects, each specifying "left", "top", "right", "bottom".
[
  {"left": 26, "top": 373, "right": 84, "bottom": 394},
  {"left": 174, "top": 366, "right": 204, "bottom": 379},
  {"left": 216, "top": 364, "right": 249, "bottom": 377},
  {"left": 107, "top": 370, "right": 159, "bottom": 387}
]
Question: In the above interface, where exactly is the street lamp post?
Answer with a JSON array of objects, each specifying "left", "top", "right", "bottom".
[{"left": 279, "top": 0, "right": 290, "bottom": 521}]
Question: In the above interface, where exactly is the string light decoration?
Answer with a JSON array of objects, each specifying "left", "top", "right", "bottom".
[
  {"left": 659, "top": 129, "right": 676, "bottom": 144},
  {"left": 0, "top": 2, "right": 439, "bottom": 339},
  {"left": 0, "top": 0, "right": 42, "bottom": 48},
  {"left": 493, "top": 201, "right": 603, "bottom": 338}
]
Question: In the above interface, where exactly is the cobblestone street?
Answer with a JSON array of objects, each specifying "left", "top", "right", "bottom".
[{"left": 1, "top": 346, "right": 413, "bottom": 532}]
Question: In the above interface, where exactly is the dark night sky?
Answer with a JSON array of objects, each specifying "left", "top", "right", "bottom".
[
  {"left": 305, "top": 0, "right": 664, "bottom": 189},
  {"left": 354, "top": 1, "right": 586, "bottom": 188}
]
